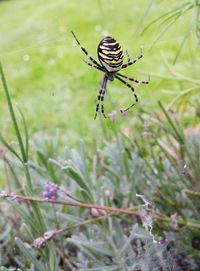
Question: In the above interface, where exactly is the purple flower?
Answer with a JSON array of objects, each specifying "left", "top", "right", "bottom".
[{"left": 43, "top": 182, "right": 58, "bottom": 200}]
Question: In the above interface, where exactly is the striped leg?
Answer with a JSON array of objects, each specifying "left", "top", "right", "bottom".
[
  {"left": 71, "top": 31, "right": 102, "bottom": 68},
  {"left": 83, "top": 60, "right": 104, "bottom": 72},
  {"left": 116, "top": 72, "right": 150, "bottom": 84},
  {"left": 94, "top": 75, "right": 108, "bottom": 119},
  {"left": 121, "top": 48, "right": 143, "bottom": 69},
  {"left": 101, "top": 104, "right": 106, "bottom": 119},
  {"left": 115, "top": 75, "right": 138, "bottom": 113}
]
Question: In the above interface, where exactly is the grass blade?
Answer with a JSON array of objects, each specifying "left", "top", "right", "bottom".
[
  {"left": 0, "top": 62, "right": 26, "bottom": 163},
  {"left": 15, "top": 237, "right": 45, "bottom": 271},
  {"left": 0, "top": 134, "right": 23, "bottom": 163},
  {"left": 16, "top": 105, "right": 29, "bottom": 159}
]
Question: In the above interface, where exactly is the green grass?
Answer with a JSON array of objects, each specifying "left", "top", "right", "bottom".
[{"left": 0, "top": 0, "right": 199, "bottom": 147}]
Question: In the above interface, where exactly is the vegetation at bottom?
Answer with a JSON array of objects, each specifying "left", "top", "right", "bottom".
[
  {"left": 0, "top": 0, "right": 200, "bottom": 146},
  {"left": 0, "top": 61, "right": 200, "bottom": 270}
]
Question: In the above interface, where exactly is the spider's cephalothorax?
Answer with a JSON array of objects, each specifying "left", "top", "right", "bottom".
[
  {"left": 97, "top": 36, "right": 124, "bottom": 73},
  {"left": 72, "top": 31, "right": 149, "bottom": 120}
]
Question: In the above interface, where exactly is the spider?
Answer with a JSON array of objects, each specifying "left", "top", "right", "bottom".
[{"left": 72, "top": 31, "right": 149, "bottom": 119}]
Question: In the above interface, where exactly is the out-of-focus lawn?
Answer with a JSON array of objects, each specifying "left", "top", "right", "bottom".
[{"left": 0, "top": 0, "right": 199, "bottom": 146}]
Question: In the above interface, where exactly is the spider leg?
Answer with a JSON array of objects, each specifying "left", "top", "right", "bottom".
[
  {"left": 125, "top": 50, "right": 131, "bottom": 63},
  {"left": 116, "top": 72, "right": 150, "bottom": 84},
  {"left": 83, "top": 61, "right": 106, "bottom": 118},
  {"left": 94, "top": 75, "right": 108, "bottom": 119},
  {"left": 71, "top": 31, "right": 102, "bottom": 68},
  {"left": 101, "top": 104, "right": 106, "bottom": 119},
  {"left": 83, "top": 60, "right": 104, "bottom": 72},
  {"left": 115, "top": 75, "right": 138, "bottom": 113},
  {"left": 121, "top": 48, "right": 143, "bottom": 69}
]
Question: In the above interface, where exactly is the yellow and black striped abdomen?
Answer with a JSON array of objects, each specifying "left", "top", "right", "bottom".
[{"left": 97, "top": 36, "right": 124, "bottom": 72}]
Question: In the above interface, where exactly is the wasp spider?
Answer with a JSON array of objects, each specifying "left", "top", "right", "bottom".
[{"left": 72, "top": 31, "right": 149, "bottom": 119}]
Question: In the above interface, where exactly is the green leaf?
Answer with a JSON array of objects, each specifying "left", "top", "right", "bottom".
[
  {"left": 0, "top": 134, "right": 23, "bottom": 163},
  {"left": 65, "top": 166, "right": 93, "bottom": 201},
  {"left": 0, "top": 62, "right": 26, "bottom": 163},
  {"left": 48, "top": 241, "right": 57, "bottom": 271},
  {"left": 16, "top": 105, "right": 29, "bottom": 159},
  {"left": 15, "top": 237, "right": 45, "bottom": 271},
  {"left": 6, "top": 198, "right": 40, "bottom": 234}
]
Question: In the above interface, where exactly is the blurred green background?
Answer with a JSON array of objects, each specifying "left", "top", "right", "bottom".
[{"left": 0, "top": 0, "right": 199, "bottom": 147}]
